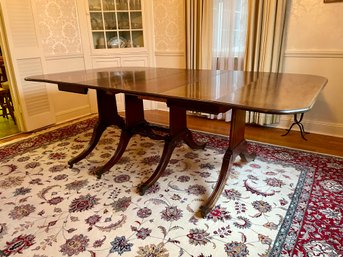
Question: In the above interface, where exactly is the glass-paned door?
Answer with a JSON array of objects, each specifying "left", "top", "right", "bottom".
[{"left": 88, "top": 0, "right": 144, "bottom": 49}]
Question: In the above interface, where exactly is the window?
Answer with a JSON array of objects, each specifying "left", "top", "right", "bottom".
[{"left": 212, "top": 0, "right": 247, "bottom": 70}]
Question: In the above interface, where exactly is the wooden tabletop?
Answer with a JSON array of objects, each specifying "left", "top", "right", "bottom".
[{"left": 26, "top": 67, "right": 327, "bottom": 114}]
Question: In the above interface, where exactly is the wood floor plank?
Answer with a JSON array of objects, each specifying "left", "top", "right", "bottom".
[
  {"left": 143, "top": 110, "right": 343, "bottom": 157},
  {"left": 0, "top": 116, "right": 19, "bottom": 138}
]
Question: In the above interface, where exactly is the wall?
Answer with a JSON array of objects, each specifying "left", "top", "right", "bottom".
[
  {"left": 32, "top": 0, "right": 158, "bottom": 122},
  {"left": 153, "top": 0, "right": 185, "bottom": 68},
  {"left": 151, "top": 0, "right": 343, "bottom": 137},
  {"left": 283, "top": 0, "right": 343, "bottom": 137},
  {"left": 34, "top": 0, "right": 92, "bottom": 123},
  {"left": 9, "top": 0, "right": 341, "bottom": 136},
  {"left": 152, "top": 0, "right": 185, "bottom": 110},
  {"left": 35, "top": 0, "right": 82, "bottom": 56}
]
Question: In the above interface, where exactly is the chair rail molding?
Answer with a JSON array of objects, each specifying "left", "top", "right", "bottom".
[
  {"left": 154, "top": 51, "right": 185, "bottom": 56},
  {"left": 285, "top": 50, "right": 343, "bottom": 58},
  {"left": 45, "top": 54, "right": 85, "bottom": 61}
]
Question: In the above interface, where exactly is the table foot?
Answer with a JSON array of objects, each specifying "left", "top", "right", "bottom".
[
  {"left": 137, "top": 184, "right": 149, "bottom": 196},
  {"left": 282, "top": 113, "right": 309, "bottom": 140},
  {"left": 198, "top": 205, "right": 212, "bottom": 218},
  {"left": 95, "top": 130, "right": 132, "bottom": 179}
]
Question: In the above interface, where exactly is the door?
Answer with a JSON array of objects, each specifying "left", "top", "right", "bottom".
[{"left": 0, "top": 0, "right": 55, "bottom": 131}]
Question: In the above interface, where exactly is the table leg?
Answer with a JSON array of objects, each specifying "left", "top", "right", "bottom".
[
  {"left": 199, "top": 109, "right": 255, "bottom": 217},
  {"left": 282, "top": 113, "right": 309, "bottom": 140},
  {"left": 95, "top": 94, "right": 149, "bottom": 178},
  {"left": 137, "top": 105, "right": 206, "bottom": 195},
  {"left": 68, "top": 90, "right": 125, "bottom": 168},
  {"left": 94, "top": 130, "right": 132, "bottom": 178}
]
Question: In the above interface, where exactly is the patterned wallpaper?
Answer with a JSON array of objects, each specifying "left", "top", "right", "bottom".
[
  {"left": 35, "top": 0, "right": 82, "bottom": 56},
  {"left": 153, "top": 0, "right": 185, "bottom": 52},
  {"left": 33, "top": 0, "right": 342, "bottom": 56},
  {"left": 35, "top": 0, "right": 185, "bottom": 55},
  {"left": 286, "top": 0, "right": 343, "bottom": 50}
]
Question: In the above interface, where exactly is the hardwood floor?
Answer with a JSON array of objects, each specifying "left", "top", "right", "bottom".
[
  {"left": 0, "top": 116, "right": 19, "bottom": 138},
  {"left": 1, "top": 111, "right": 342, "bottom": 157},
  {"left": 143, "top": 110, "right": 343, "bottom": 157}
]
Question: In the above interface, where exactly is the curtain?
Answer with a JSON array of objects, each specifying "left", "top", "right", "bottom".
[
  {"left": 212, "top": 0, "right": 247, "bottom": 71},
  {"left": 185, "top": 0, "right": 213, "bottom": 118},
  {"left": 211, "top": 0, "right": 248, "bottom": 121},
  {"left": 244, "top": 0, "right": 289, "bottom": 125},
  {"left": 186, "top": 0, "right": 248, "bottom": 122},
  {"left": 185, "top": 0, "right": 213, "bottom": 70}
]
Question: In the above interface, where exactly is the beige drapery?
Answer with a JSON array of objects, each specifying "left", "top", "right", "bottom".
[
  {"left": 212, "top": 0, "right": 247, "bottom": 71},
  {"left": 210, "top": 0, "right": 248, "bottom": 121},
  {"left": 185, "top": 0, "right": 214, "bottom": 118},
  {"left": 185, "top": 0, "right": 289, "bottom": 125},
  {"left": 185, "top": 0, "right": 213, "bottom": 70},
  {"left": 244, "top": 0, "right": 289, "bottom": 125}
]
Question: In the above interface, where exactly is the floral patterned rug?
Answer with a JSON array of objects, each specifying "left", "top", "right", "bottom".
[{"left": 0, "top": 118, "right": 342, "bottom": 257}]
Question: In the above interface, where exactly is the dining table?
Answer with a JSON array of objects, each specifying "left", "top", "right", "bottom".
[{"left": 26, "top": 67, "right": 327, "bottom": 217}]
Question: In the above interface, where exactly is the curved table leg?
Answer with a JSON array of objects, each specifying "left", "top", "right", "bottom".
[
  {"left": 68, "top": 121, "right": 106, "bottom": 168},
  {"left": 298, "top": 122, "right": 310, "bottom": 140},
  {"left": 137, "top": 136, "right": 179, "bottom": 195},
  {"left": 95, "top": 130, "right": 132, "bottom": 179},
  {"left": 93, "top": 95, "right": 158, "bottom": 178},
  {"left": 137, "top": 104, "right": 206, "bottom": 195},
  {"left": 137, "top": 130, "right": 206, "bottom": 195},
  {"left": 199, "top": 109, "right": 255, "bottom": 217},
  {"left": 199, "top": 139, "right": 255, "bottom": 218},
  {"left": 199, "top": 149, "right": 234, "bottom": 217},
  {"left": 68, "top": 91, "right": 125, "bottom": 168},
  {"left": 282, "top": 113, "right": 309, "bottom": 140}
]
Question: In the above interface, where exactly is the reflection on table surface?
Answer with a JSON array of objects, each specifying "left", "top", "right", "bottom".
[{"left": 26, "top": 67, "right": 327, "bottom": 114}]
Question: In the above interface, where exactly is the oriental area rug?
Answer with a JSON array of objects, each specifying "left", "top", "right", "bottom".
[{"left": 0, "top": 117, "right": 342, "bottom": 257}]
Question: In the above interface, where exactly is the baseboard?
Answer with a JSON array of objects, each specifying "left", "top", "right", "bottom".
[
  {"left": 154, "top": 51, "right": 185, "bottom": 56},
  {"left": 155, "top": 103, "right": 168, "bottom": 111},
  {"left": 55, "top": 106, "right": 91, "bottom": 124}
]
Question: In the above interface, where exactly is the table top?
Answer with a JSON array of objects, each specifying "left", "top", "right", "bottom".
[{"left": 26, "top": 67, "right": 327, "bottom": 114}]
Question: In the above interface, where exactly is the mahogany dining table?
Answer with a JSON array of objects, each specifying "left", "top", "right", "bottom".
[{"left": 26, "top": 67, "right": 327, "bottom": 217}]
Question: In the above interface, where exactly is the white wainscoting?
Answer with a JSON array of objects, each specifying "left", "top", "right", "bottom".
[
  {"left": 283, "top": 50, "right": 343, "bottom": 138},
  {"left": 45, "top": 54, "right": 94, "bottom": 124},
  {"left": 276, "top": 115, "right": 343, "bottom": 139},
  {"left": 154, "top": 51, "right": 185, "bottom": 111},
  {"left": 155, "top": 51, "right": 185, "bottom": 69}
]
